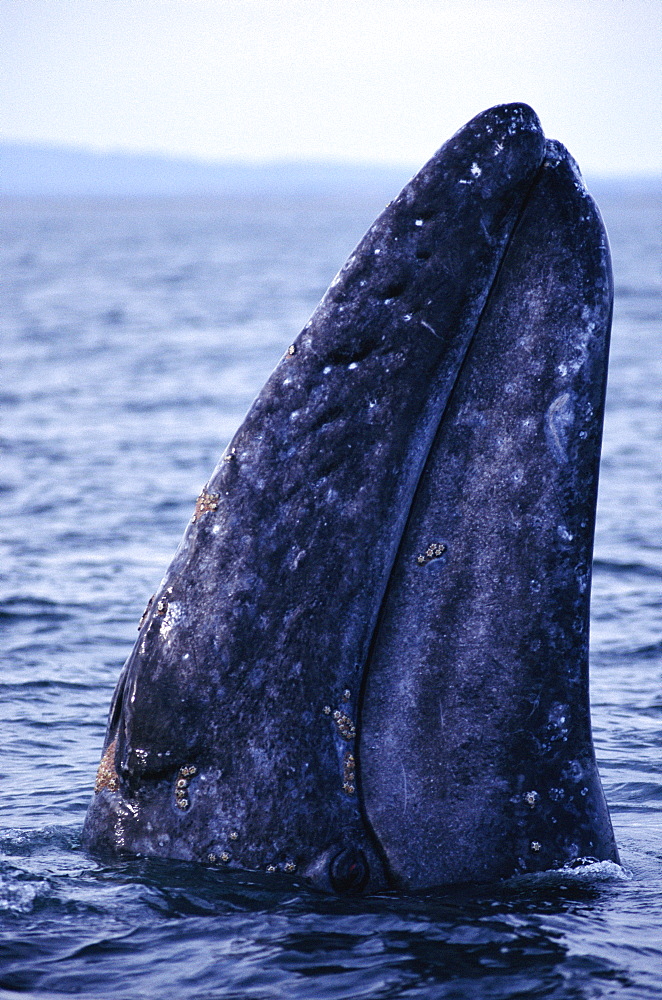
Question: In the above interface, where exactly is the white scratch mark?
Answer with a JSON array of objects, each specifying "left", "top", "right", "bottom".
[{"left": 421, "top": 319, "right": 441, "bottom": 340}]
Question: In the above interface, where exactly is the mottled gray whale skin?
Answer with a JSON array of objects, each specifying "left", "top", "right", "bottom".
[{"left": 83, "top": 103, "right": 617, "bottom": 891}]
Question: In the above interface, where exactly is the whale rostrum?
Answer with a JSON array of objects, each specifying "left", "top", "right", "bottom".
[{"left": 83, "top": 103, "right": 618, "bottom": 892}]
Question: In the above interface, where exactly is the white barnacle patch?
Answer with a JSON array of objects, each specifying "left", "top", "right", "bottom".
[
  {"left": 524, "top": 790, "right": 539, "bottom": 808},
  {"left": 348, "top": 362, "right": 358, "bottom": 370},
  {"left": 547, "top": 704, "right": 570, "bottom": 746},
  {"left": 415, "top": 218, "right": 424, "bottom": 226},
  {"left": 557, "top": 525, "right": 574, "bottom": 543},
  {"left": 323, "top": 366, "right": 332, "bottom": 375},
  {"left": 373, "top": 248, "right": 381, "bottom": 255},
  {"left": 159, "top": 602, "right": 183, "bottom": 639},
  {"left": 470, "top": 162, "right": 482, "bottom": 177},
  {"left": 212, "top": 524, "right": 221, "bottom": 534},
  {"left": 403, "top": 314, "right": 412, "bottom": 322}
]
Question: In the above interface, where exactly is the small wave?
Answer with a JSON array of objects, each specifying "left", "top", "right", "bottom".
[
  {"left": 0, "top": 596, "right": 74, "bottom": 624},
  {"left": 507, "top": 858, "right": 631, "bottom": 893},
  {"left": 0, "top": 825, "right": 82, "bottom": 858},
  {"left": 0, "top": 876, "right": 40, "bottom": 914},
  {"left": 593, "top": 559, "right": 662, "bottom": 580}
]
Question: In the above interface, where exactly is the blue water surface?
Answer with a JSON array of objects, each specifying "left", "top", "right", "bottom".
[{"left": 0, "top": 182, "right": 661, "bottom": 999}]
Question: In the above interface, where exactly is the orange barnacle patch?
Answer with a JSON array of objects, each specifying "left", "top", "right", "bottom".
[
  {"left": 192, "top": 487, "right": 220, "bottom": 523},
  {"left": 95, "top": 738, "right": 119, "bottom": 793}
]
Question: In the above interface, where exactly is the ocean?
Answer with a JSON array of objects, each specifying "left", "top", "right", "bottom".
[{"left": 1, "top": 182, "right": 661, "bottom": 998}]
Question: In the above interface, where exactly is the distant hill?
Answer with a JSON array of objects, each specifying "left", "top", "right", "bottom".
[
  {"left": 0, "top": 142, "right": 417, "bottom": 197},
  {"left": 2, "top": 142, "right": 659, "bottom": 199}
]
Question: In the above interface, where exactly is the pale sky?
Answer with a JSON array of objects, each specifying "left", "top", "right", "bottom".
[{"left": 1, "top": 0, "right": 661, "bottom": 175}]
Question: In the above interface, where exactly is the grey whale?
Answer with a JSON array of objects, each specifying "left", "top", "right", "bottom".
[{"left": 83, "top": 103, "right": 619, "bottom": 892}]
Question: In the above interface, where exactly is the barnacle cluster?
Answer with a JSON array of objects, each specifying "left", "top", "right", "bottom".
[
  {"left": 333, "top": 710, "right": 356, "bottom": 741},
  {"left": 174, "top": 765, "right": 197, "bottom": 810},
  {"left": 94, "top": 738, "right": 119, "bottom": 793},
  {"left": 343, "top": 752, "right": 356, "bottom": 795},
  {"left": 192, "top": 487, "right": 220, "bottom": 522},
  {"left": 416, "top": 542, "right": 447, "bottom": 566}
]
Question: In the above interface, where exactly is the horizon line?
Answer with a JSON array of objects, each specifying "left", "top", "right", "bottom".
[{"left": 2, "top": 139, "right": 661, "bottom": 181}]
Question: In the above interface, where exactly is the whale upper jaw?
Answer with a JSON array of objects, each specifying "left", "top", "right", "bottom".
[{"left": 83, "top": 103, "right": 618, "bottom": 892}]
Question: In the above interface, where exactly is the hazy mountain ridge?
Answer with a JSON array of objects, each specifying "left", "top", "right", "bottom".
[
  {"left": 0, "top": 142, "right": 417, "bottom": 197},
  {"left": 3, "top": 142, "right": 658, "bottom": 198}
]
